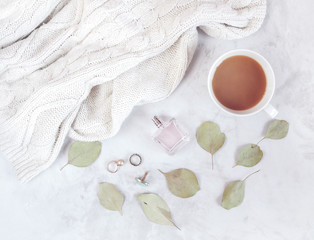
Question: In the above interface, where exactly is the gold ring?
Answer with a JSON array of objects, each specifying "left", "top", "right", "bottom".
[
  {"left": 107, "top": 160, "right": 124, "bottom": 173},
  {"left": 107, "top": 161, "right": 118, "bottom": 173}
]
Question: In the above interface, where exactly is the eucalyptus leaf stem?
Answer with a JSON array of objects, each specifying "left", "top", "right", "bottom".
[
  {"left": 172, "top": 221, "right": 181, "bottom": 231},
  {"left": 60, "top": 162, "right": 69, "bottom": 171},
  {"left": 242, "top": 169, "right": 261, "bottom": 182},
  {"left": 158, "top": 169, "right": 165, "bottom": 175},
  {"left": 256, "top": 137, "right": 265, "bottom": 146}
]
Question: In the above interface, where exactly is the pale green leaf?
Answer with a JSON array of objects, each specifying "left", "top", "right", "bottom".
[
  {"left": 221, "top": 181, "right": 245, "bottom": 210},
  {"left": 196, "top": 121, "right": 225, "bottom": 154},
  {"left": 235, "top": 144, "right": 263, "bottom": 167},
  {"left": 159, "top": 168, "right": 200, "bottom": 198},
  {"left": 221, "top": 170, "right": 260, "bottom": 210},
  {"left": 196, "top": 121, "right": 225, "bottom": 169},
  {"left": 97, "top": 182, "right": 124, "bottom": 215},
  {"left": 61, "top": 141, "right": 102, "bottom": 170},
  {"left": 265, "top": 120, "right": 289, "bottom": 139},
  {"left": 137, "top": 193, "right": 179, "bottom": 229}
]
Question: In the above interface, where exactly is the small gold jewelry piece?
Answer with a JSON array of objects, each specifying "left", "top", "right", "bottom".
[
  {"left": 116, "top": 160, "right": 124, "bottom": 166},
  {"left": 107, "top": 160, "right": 124, "bottom": 173},
  {"left": 135, "top": 171, "right": 149, "bottom": 186},
  {"left": 129, "top": 153, "right": 142, "bottom": 166}
]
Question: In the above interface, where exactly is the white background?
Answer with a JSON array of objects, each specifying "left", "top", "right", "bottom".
[{"left": 1, "top": 1, "right": 314, "bottom": 239}]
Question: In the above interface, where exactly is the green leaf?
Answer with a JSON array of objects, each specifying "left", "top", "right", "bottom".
[
  {"left": 235, "top": 144, "right": 263, "bottom": 167},
  {"left": 97, "top": 182, "right": 124, "bottom": 215},
  {"left": 196, "top": 121, "right": 225, "bottom": 169},
  {"left": 137, "top": 193, "right": 180, "bottom": 230},
  {"left": 61, "top": 141, "right": 102, "bottom": 170},
  {"left": 221, "top": 181, "right": 245, "bottom": 210},
  {"left": 221, "top": 170, "right": 260, "bottom": 210},
  {"left": 159, "top": 168, "right": 200, "bottom": 198},
  {"left": 265, "top": 120, "right": 289, "bottom": 139}
]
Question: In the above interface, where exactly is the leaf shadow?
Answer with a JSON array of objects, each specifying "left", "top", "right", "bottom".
[
  {"left": 60, "top": 137, "right": 72, "bottom": 154},
  {"left": 216, "top": 194, "right": 222, "bottom": 206},
  {"left": 53, "top": 137, "right": 72, "bottom": 169}
]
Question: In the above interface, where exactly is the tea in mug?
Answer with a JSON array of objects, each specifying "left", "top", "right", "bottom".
[{"left": 212, "top": 56, "right": 266, "bottom": 111}]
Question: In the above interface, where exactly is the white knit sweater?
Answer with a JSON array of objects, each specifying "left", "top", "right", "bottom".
[{"left": 0, "top": 0, "right": 266, "bottom": 183}]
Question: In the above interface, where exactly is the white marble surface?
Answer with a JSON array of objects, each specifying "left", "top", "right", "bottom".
[{"left": 1, "top": 1, "right": 314, "bottom": 239}]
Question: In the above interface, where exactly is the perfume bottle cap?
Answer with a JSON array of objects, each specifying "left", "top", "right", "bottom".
[{"left": 152, "top": 116, "right": 163, "bottom": 128}]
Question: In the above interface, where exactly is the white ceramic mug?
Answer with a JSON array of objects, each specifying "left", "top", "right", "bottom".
[{"left": 208, "top": 49, "right": 278, "bottom": 118}]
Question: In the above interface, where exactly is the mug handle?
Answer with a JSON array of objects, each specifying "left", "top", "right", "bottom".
[{"left": 264, "top": 104, "right": 278, "bottom": 118}]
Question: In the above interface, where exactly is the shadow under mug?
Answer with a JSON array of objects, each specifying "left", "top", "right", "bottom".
[{"left": 208, "top": 49, "right": 278, "bottom": 118}]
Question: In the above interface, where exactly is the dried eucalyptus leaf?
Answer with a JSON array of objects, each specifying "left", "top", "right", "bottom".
[
  {"left": 98, "top": 182, "right": 124, "bottom": 215},
  {"left": 159, "top": 168, "right": 200, "bottom": 198},
  {"left": 235, "top": 144, "right": 263, "bottom": 167},
  {"left": 196, "top": 121, "right": 225, "bottom": 169},
  {"left": 221, "top": 170, "right": 260, "bottom": 210},
  {"left": 196, "top": 121, "right": 225, "bottom": 154},
  {"left": 157, "top": 207, "right": 180, "bottom": 230},
  {"left": 221, "top": 181, "right": 245, "bottom": 210},
  {"left": 137, "top": 193, "right": 180, "bottom": 229},
  {"left": 61, "top": 141, "right": 102, "bottom": 170},
  {"left": 265, "top": 120, "right": 289, "bottom": 139}
]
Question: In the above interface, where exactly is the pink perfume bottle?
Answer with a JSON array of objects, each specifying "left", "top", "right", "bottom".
[{"left": 152, "top": 116, "right": 190, "bottom": 154}]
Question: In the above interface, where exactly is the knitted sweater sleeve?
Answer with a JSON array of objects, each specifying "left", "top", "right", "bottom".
[{"left": 0, "top": 0, "right": 266, "bottom": 183}]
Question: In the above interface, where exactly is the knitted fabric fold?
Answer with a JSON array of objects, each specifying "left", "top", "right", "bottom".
[{"left": 0, "top": 0, "right": 266, "bottom": 183}]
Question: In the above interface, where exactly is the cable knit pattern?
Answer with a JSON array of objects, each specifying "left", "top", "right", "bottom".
[{"left": 0, "top": 0, "right": 266, "bottom": 183}]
